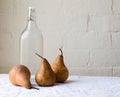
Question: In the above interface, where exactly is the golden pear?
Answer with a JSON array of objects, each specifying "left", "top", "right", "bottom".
[
  {"left": 35, "top": 53, "right": 56, "bottom": 86},
  {"left": 9, "top": 64, "right": 31, "bottom": 89},
  {"left": 51, "top": 48, "right": 69, "bottom": 83}
]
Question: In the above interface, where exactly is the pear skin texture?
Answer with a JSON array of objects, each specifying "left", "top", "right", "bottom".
[
  {"left": 51, "top": 55, "right": 69, "bottom": 83},
  {"left": 35, "top": 59, "right": 56, "bottom": 86},
  {"left": 9, "top": 65, "right": 31, "bottom": 89}
]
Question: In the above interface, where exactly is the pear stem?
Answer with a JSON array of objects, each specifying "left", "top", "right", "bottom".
[
  {"left": 35, "top": 53, "right": 44, "bottom": 59},
  {"left": 59, "top": 48, "right": 63, "bottom": 56}
]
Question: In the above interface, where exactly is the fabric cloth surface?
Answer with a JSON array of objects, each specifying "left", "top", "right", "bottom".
[{"left": 0, "top": 74, "right": 120, "bottom": 97}]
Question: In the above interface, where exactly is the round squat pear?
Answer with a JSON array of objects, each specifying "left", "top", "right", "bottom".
[
  {"left": 9, "top": 64, "right": 32, "bottom": 89},
  {"left": 51, "top": 48, "right": 69, "bottom": 83}
]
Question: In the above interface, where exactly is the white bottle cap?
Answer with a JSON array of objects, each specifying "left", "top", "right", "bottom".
[{"left": 28, "top": 7, "right": 35, "bottom": 21}]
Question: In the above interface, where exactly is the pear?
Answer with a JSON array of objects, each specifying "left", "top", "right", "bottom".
[
  {"left": 35, "top": 53, "right": 56, "bottom": 86},
  {"left": 51, "top": 48, "right": 69, "bottom": 83},
  {"left": 9, "top": 64, "right": 31, "bottom": 89}
]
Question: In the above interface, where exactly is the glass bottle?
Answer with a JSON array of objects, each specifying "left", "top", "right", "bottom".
[{"left": 20, "top": 7, "right": 43, "bottom": 74}]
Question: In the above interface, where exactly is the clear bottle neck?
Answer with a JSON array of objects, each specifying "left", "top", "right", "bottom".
[
  {"left": 26, "top": 20, "right": 36, "bottom": 30},
  {"left": 26, "top": 7, "right": 37, "bottom": 30},
  {"left": 28, "top": 7, "right": 35, "bottom": 21}
]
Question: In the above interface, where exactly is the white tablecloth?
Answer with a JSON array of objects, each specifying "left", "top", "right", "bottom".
[{"left": 0, "top": 74, "right": 120, "bottom": 97}]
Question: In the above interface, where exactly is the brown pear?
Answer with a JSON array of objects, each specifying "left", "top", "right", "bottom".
[
  {"left": 35, "top": 53, "right": 56, "bottom": 86},
  {"left": 51, "top": 48, "right": 69, "bottom": 83},
  {"left": 9, "top": 64, "right": 31, "bottom": 89}
]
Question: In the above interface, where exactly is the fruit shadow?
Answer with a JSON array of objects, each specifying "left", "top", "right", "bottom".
[
  {"left": 31, "top": 79, "right": 77, "bottom": 87},
  {"left": 54, "top": 80, "right": 77, "bottom": 86}
]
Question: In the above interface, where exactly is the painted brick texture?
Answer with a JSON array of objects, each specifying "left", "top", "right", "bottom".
[{"left": 0, "top": 0, "right": 120, "bottom": 76}]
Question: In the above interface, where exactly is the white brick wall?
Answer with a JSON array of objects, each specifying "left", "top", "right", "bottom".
[
  {"left": 69, "top": 66, "right": 113, "bottom": 76},
  {"left": 113, "top": 0, "right": 120, "bottom": 14},
  {"left": 62, "top": 0, "right": 112, "bottom": 15},
  {"left": 0, "top": 0, "right": 120, "bottom": 76},
  {"left": 89, "top": 49, "right": 120, "bottom": 66},
  {"left": 113, "top": 66, "right": 120, "bottom": 76},
  {"left": 89, "top": 15, "right": 120, "bottom": 32},
  {"left": 64, "top": 49, "right": 90, "bottom": 66},
  {"left": 112, "top": 32, "right": 120, "bottom": 48},
  {"left": 63, "top": 31, "right": 111, "bottom": 49}
]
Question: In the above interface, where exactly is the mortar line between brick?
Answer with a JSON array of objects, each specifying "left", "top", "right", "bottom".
[
  {"left": 110, "top": 33, "right": 113, "bottom": 48},
  {"left": 112, "top": 66, "right": 114, "bottom": 76},
  {"left": 111, "top": 0, "right": 114, "bottom": 15},
  {"left": 87, "top": 50, "right": 90, "bottom": 66},
  {"left": 86, "top": 15, "right": 90, "bottom": 32},
  {"left": 60, "top": 32, "right": 63, "bottom": 50}
]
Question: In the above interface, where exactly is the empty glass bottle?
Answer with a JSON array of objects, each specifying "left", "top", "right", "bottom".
[{"left": 20, "top": 7, "right": 43, "bottom": 74}]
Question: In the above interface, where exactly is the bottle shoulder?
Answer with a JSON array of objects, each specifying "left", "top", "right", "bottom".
[
  {"left": 21, "top": 20, "right": 43, "bottom": 38},
  {"left": 21, "top": 29, "right": 43, "bottom": 38}
]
